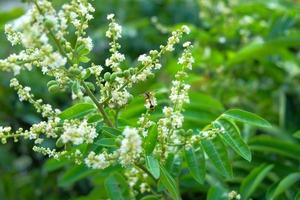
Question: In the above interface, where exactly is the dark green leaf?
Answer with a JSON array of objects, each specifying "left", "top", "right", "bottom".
[
  {"left": 58, "top": 165, "right": 95, "bottom": 187},
  {"left": 249, "top": 136, "right": 300, "bottom": 161},
  {"left": 214, "top": 118, "right": 251, "bottom": 161},
  {"left": 207, "top": 185, "right": 228, "bottom": 200},
  {"left": 240, "top": 164, "right": 273, "bottom": 200},
  {"left": 266, "top": 172, "right": 300, "bottom": 200},
  {"left": 105, "top": 173, "right": 131, "bottom": 200},
  {"left": 160, "top": 166, "right": 181, "bottom": 200},
  {"left": 184, "top": 145, "right": 205, "bottom": 184},
  {"left": 43, "top": 158, "right": 69, "bottom": 173},
  {"left": 143, "top": 125, "right": 158, "bottom": 155},
  {"left": 201, "top": 136, "right": 232, "bottom": 178}
]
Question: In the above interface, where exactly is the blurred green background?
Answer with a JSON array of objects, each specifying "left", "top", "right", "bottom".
[{"left": 1, "top": 0, "right": 300, "bottom": 199}]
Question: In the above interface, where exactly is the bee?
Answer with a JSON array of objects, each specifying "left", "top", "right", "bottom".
[{"left": 144, "top": 91, "right": 157, "bottom": 111}]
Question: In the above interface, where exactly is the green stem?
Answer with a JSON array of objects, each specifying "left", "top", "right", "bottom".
[{"left": 81, "top": 81, "right": 114, "bottom": 127}]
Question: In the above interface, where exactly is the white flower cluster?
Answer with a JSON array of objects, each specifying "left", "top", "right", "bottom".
[
  {"left": 138, "top": 113, "right": 155, "bottom": 137},
  {"left": 119, "top": 127, "right": 143, "bottom": 166},
  {"left": 60, "top": 120, "right": 97, "bottom": 145},
  {"left": 10, "top": 78, "right": 60, "bottom": 118},
  {"left": 33, "top": 146, "right": 66, "bottom": 159},
  {"left": 85, "top": 151, "right": 112, "bottom": 169},
  {"left": 105, "top": 13, "right": 125, "bottom": 72},
  {"left": 228, "top": 190, "right": 241, "bottom": 200},
  {"left": 156, "top": 42, "right": 194, "bottom": 158},
  {"left": 124, "top": 167, "right": 150, "bottom": 194},
  {"left": 0, "top": 2, "right": 201, "bottom": 195}
]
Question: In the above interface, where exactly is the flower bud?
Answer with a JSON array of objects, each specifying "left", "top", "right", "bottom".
[
  {"left": 104, "top": 72, "right": 111, "bottom": 81},
  {"left": 110, "top": 73, "right": 117, "bottom": 81},
  {"left": 48, "top": 84, "right": 60, "bottom": 94}
]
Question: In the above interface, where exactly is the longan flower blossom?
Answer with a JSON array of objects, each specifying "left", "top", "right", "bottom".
[{"left": 119, "top": 127, "right": 142, "bottom": 166}]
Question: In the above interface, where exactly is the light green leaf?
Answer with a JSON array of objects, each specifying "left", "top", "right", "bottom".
[
  {"left": 140, "top": 195, "right": 161, "bottom": 200},
  {"left": 145, "top": 155, "right": 160, "bottom": 179},
  {"left": 184, "top": 145, "right": 205, "bottom": 184},
  {"left": 240, "top": 164, "right": 273, "bottom": 200},
  {"left": 293, "top": 130, "right": 300, "bottom": 139},
  {"left": 95, "top": 138, "right": 117, "bottom": 148},
  {"left": 105, "top": 173, "right": 130, "bottom": 200},
  {"left": 223, "top": 109, "right": 271, "bottom": 128},
  {"left": 214, "top": 118, "right": 251, "bottom": 161},
  {"left": 59, "top": 103, "right": 95, "bottom": 120},
  {"left": 266, "top": 172, "right": 300, "bottom": 200},
  {"left": 201, "top": 136, "right": 232, "bottom": 178},
  {"left": 160, "top": 166, "right": 181, "bottom": 200},
  {"left": 143, "top": 125, "right": 158, "bottom": 155},
  {"left": 227, "top": 36, "right": 300, "bottom": 65}
]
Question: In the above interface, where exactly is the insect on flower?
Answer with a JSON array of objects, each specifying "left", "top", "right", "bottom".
[{"left": 144, "top": 91, "right": 157, "bottom": 111}]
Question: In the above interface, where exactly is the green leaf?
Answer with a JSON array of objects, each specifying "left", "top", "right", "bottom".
[
  {"left": 0, "top": 8, "right": 24, "bottom": 26},
  {"left": 184, "top": 145, "right": 205, "bottom": 184},
  {"left": 43, "top": 158, "right": 69, "bottom": 173},
  {"left": 140, "top": 195, "right": 161, "bottom": 200},
  {"left": 101, "top": 126, "right": 122, "bottom": 137},
  {"left": 240, "top": 164, "right": 273, "bottom": 200},
  {"left": 145, "top": 155, "right": 160, "bottom": 179},
  {"left": 79, "top": 56, "right": 91, "bottom": 63},
  {"left": 266, "top": 172, "right": 300, "bottom": 200},
  {"left": 207, "top": 186, "right": 228, "bottom": 200},
  {"left": 249, "top": 136, "right": 300, "bottom": 161},
  {"left": 160, "top": 166, "right": 181, "bottom": 200},
  {"left": 214, "top": 118, "right": 251, "bottom": 161},
  {"left": 143, "top": 125, "right": 158, "bottom": 155},
  {"left": 227, "top": 36, "right": 300, "bottom": 65},
  {"left": 293, "top": 130, "right": 300, "bottom": 139},
  {"left": 58, "top": 165, "right": 95, "bottom": 187},
  {"left": 223, "top": 109, "right": 271, "bottom": 128},
  {"left": 95, "top": 138, "right": 117, "bottom": 148},
  {"left": 165, "top": 153, "right": 182, "bottom": 177},
  {"left": 59, "top": 103, "right": 95, "bottom": 120},
  {"left": 201, "top": 136, "right": 232, "bottom": 178},
  {"left": 105, "top": 173, "right": 131, "bottom": 200}
]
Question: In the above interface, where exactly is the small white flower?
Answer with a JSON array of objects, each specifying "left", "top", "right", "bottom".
[{"left": 107, "top": 13, "right": 115, "bottom": 20}]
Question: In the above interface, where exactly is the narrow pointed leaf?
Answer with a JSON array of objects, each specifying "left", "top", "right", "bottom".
[
  {"left": 95, "top": 138, "right": 117, "bottom": 148},
  {"left": 184, "top": 145, "right": 205, "bottom": 184},
  {"left": 223, "top": 109, "right": 271, "bottom": 128},
  {"left": 207, "top": 185, "right": 228, "bottom": 200},
  {"left": 59, "top": 103, "right": 95, "bottom": 120},
  {"left": 160, "top": 166, "right": 181, "bottom": 200},
  {"left": 105, "top": 173, "right": 131, "bottom": 200},
  {"left": 240, "top": 164, "right": 273, "bottom": 200},
  {"left": 143, "top": 125, "right": 158, "bottom": 155},
  {"left": 146, "top": 155, "right": 160, "bottom": 179},
  {"left": 214, "top": 118, "right": 251, "bottom": 161},
  {"left": 249, "top": 136, "right": 300, "bottom": 161},
  {"left": 266, "top": 172, "right": 300, "bottom": 200},
  {"left": 201, "top": 136, "right": 232, "bottom": 178}
]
